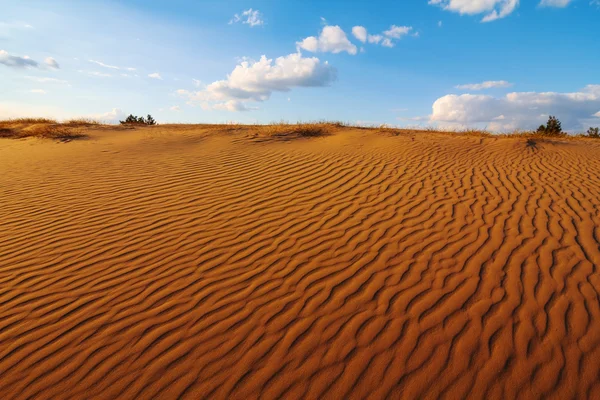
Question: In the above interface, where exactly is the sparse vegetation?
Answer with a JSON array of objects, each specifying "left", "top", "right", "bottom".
[
  {"left": 64, "top": 118, "right": 100, "bottom": 126},
  {"left": 537, "top": 116, "right": 564, "bottom": 136},
  {"left": 587, "top": 127, "right": 599, "bottom": 138},
  {"left": 120, "top": 114, "right": 157, "bottom": 126},
  {"left": 0, "top": 119, "right": 89, "bottom": 140}
]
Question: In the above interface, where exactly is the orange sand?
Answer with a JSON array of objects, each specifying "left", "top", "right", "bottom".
[{"left": 1, "top": 125, "right": 600, "bottom": 399}]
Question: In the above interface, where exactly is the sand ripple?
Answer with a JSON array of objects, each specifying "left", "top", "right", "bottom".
[{"left": 1, "top": 128, "right": 600, "bottom": 399}]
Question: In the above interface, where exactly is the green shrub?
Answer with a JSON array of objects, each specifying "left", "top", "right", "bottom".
[
  {"left": 587, "top": 127, "right": 599, "bottom": 138},
  {"left": 537, "top": 115, "right": 563, "bottom": 136},
  {"left": 120, "top": 114, "right": 157, "bottom": 125}
]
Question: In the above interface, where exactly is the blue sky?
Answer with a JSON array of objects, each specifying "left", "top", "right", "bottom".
[{"left": 1, "top": 0, "right": 599, "bottom": 131}]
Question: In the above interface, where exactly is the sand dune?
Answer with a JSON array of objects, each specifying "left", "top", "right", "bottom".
[{"left": 1, "top": 125, "right": 600, "bottom": 399}]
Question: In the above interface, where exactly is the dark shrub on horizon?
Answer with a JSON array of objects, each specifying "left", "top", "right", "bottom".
[{"left": 120, "top": 114, "right": 157, "bottom": 126}]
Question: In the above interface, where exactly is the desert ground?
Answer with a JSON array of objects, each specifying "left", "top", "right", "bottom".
[{"left": 1, "top": 122, "right": 600, "bottom": 399}]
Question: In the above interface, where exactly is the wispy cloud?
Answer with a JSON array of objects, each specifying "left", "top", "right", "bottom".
[
  {"left": 148, "top": 72, "right": 162, "bottom": 80},
  {"left": 455, "top": 80, "right": 513, "bottom": 90},
  {"left": 89, "top": 59, "right": 136, "bottom": 71},
  {"left": 229, "top": 9, "right": 264, "bottom": 27}
]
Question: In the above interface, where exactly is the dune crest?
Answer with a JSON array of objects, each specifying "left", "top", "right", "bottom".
[{"left": 1, "top": 126, "right": 600, "bottom": 399}]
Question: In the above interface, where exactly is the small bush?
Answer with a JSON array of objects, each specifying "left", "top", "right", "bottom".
[
  {"left": 587, "top": 127, "right": 600, "bottom": 138},
  {"left": 537, "top": 116, "right": 563, "bottom": 136},
  {"left": 120, "top": 114, "right": 157, "bottom": 126}
]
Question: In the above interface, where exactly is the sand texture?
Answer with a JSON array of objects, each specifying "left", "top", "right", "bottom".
[{"left": 1, "top": 125, "right": 600, "bottom": 399}]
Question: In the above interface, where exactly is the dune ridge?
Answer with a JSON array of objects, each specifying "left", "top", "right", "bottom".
[{"left": 1, "top": 125, "right": 600, "bottom": 399}]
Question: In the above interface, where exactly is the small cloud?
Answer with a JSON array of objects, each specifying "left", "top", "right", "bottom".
[
  {"left": 350, "top": 25, "right": 414, "bottom": 49},
  {"left": 170, "top": 105, "right": 181, "bottom": 111},
  {"left": 230, "top": 8, "right": 264, "bottom": 27},
  {"left": 192, "top": 78, "right": 202, "bottom": 87},
  {"left": 44, "top": 57, "right": 59, "bottom": 69},
  {"left": 383, "top": 25, "right": 412, "bottom": 39},
  {"left": 297, "top": 25, "right": 357, "bottom": 55},
  {"left": 438, "top": 21, "right": 443, "bottom": 27},
  {"left": 455, "top": 80, "right": 513, "bottom": 90},
  {"left": 148, "top": 72, "right": 162, "bottom": 80},
  {"left": 352, "top": 26, "right": 367, "bottom": 43},
  {"left": 91, "top": 108, "right": 126, "bottom": 124},
  {"left": 0, "top": 49, "right": 39, "bottom": 68},
  {"left": 30, "top": 89, "right": 46, "bottom": 94},
  {"left": 24, "top": 24, "right": 34, "bottom": 29}
]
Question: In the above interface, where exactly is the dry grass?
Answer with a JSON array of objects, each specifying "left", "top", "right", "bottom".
[
  {"left": 64, "top": 118, "right": 101, "bottom": 126},
  {"left": 0, "top": 119, "right": 91, "bottom": 140},
  {"left": 1, "top": 118, "right": 598, "bottom": 142}
]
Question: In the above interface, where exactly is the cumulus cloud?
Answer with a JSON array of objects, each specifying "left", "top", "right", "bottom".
[
  {"left": 229, "top": 9, "right": 264, "bottom": 27},
  {"left": 350, "top": 25, "right": 413, "bottom": 48},
  {"left": 45, "top": 57, "right": 59, "bottom": 69},
  {"left": 148, "top": 72, "right": 162, "bottom": 80},
  {"left": 428, "top": 0, "right": 520, "bottom": 22},
  {"left": 297, "top": 25, "right": 357, "bottom": 55},
  {"left": 0, "top": 49, "right": 39, "bottom": 68},
  {"left": 177, "top": 52, "right": 336, "bottom": 112},
  {"left": 89, "top": 108, "right": 126, "bottom": 124},
  {"left": 430, "top": 85, "right": 600, "bottom": 132},
  {"left": 455, "top": 80, "right": 513, "bottom": 90},
  {"left": 352, "top": 26, "right": 368, "bottom": 43}
]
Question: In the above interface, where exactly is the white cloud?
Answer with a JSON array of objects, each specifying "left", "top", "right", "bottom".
[
  {"left": 539, "top": 0, "right": 574, "bottom": 7},
  {"left": 229, "top": 9, "right": 264, "bottom": 27},
  {"left": 383, "top": 25, "right": 412, "bottom": 39},
  {"left": 91, "top": 108, "right": 126, "bottom": 124},
  {"left": 212, "top": 100, "right": 257, "bottom": 112},
  {"left": 430, "top": 85, "right": 600, "bottom": 131},
  {"left": 177, "top": 52, "right": 336, "bottom": 112},
  {"left": 170, "top": 105, "right": 181, "bottom": 111},
  {"left": 297, "top": 25, "right": 357, "bottom": 55},
  {"left": 455, "top": 80, "right": 513, "bottom": 90},
  {"left": 368, "top": 34, "right": 383, "bottom": 44},
  {"left": 29, "top": 89, "right": 46, "bottom": 94},
  {"left": 89, "top": 59, "right": 136, "bottom": 71},
  {"left": 148, "top": 72, "right": 162, "bottom": 80},
  {"left": 192, "top": 78, "right": 202, "bottom": 87},
  {"left": 352, "top": 26, "right": 367, "bottom": 43},
  {"left": 429, "top": 0, "right": 520, "bottom": 22},
  {"left": 45, "top": 57, "right": 59, "bottom": 69},
  {"left": 350, "top": 25, "right": 414, "bottom": 49},
  {"left": 0, "top": 49, "right": 39, "bottom": 68}
]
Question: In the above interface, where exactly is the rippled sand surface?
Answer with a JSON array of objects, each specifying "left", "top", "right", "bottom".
[{"left": 1, "top": 126, "right": 600, "bottom": 399}]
